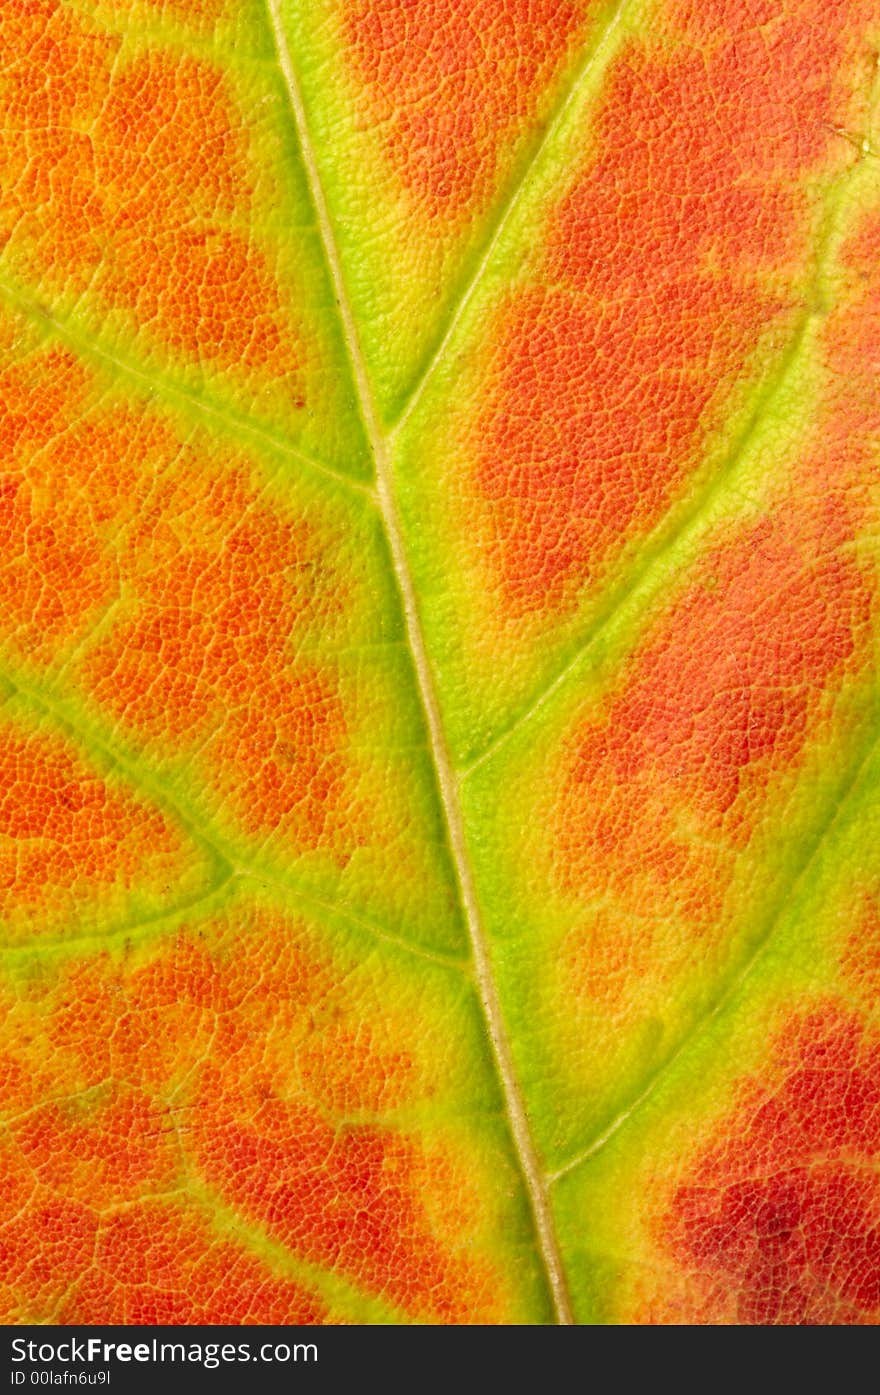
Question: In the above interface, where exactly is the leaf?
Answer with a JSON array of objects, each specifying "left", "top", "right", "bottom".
[{"left": 2, "top": 0, "right": 880, "bottom": 1325}]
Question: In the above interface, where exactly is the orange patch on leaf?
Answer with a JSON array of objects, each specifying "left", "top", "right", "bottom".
[
  {"left": 345, "top": 0, "right": 587, "bottom": 217},
  {"left": 0, "top": 1178, "right": 326, "bottom": 1324},
  {"left": 654, "top": 1007, "right": 880, "bottom": 1324},
  {"left": 11, "top": 1088, "right": 180, "bottom": 1206},
  {"left": 1, "top": 0, "right": 300, "bottom": 396},
  {"left": 0, "top": 346, "right": 143, "bottom": 662},
  {"left": 0, "top": 720, "right": 187, "bottom": 932},
  {"left": 0, "top": 325, "right": 359, "bottom": 860},
  {"left": 83, "top": 1204, "right": 326, "bottom": 1325},
  {"left": 473, "top": 0, "right": 869, "bottom": 615},
  {"left": 0, "top": 913, "right": 502, "bottom": 1323},
  {"left": 85, "top": 458, "right": 359, "bottom": 856}
]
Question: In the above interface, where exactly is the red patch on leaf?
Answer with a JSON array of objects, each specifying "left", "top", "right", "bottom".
[
  {"left": 473, "top": 0, "right": 868, "bottom": 615},
  {"left": 555, "top": 93, "right": 880, "bottom": 1013},
  {"left": 197, "top": 1095, "right": 483, "bottom": 1322},
  {"left": 87, "top": 1204, "right": 326, "bottom": 1325},
  {"left": 345, "top": 0, "right": 587, "bottom": 216},
  {"left": 658, "top": 1008, "right": 880, "bottom": 1324},
  {"left": 0, "top": 1177, "right": 326, "bottom": 1324}
]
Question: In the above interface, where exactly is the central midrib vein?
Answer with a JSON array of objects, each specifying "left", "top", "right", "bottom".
[{"left": 265, "top": 0, "right": 573, "bottom": 1325}]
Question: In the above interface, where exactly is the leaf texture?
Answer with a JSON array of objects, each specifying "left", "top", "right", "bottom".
[{"left": 2, "top": 0, "right": 880, "bottom": 1325}]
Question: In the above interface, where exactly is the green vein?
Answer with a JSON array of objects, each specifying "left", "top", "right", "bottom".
[
  {"left": 0, "top": 277, "right": 374, "bottom": 500},
  {"left": 233, "top": 871, "right": 469, "bottom": 971},
  {"left": 265, "top": 0, "right": 574, "bottom": 1324},
  {"left": 549, "top": 708, "right": 880, "bottom": 1184}
]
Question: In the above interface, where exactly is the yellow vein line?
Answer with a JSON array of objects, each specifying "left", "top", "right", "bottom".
[
  {"left": 390, "top": 0, "right": 634, "bottom": 435},
  {"left": 0, "top": 278, "right": 375, "bottom": 500},
  {"left": 0, "top": 877, "right": 233, "bottom": 958},
  {"left": 265, "top": 0, "right": 573, "bottom": 1325},
  {"left": 228, "top": 871, "right": 469, "bottom": 972},
  {"left": 549, "top": 711, "right": 880, "bottom": 1184}
]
